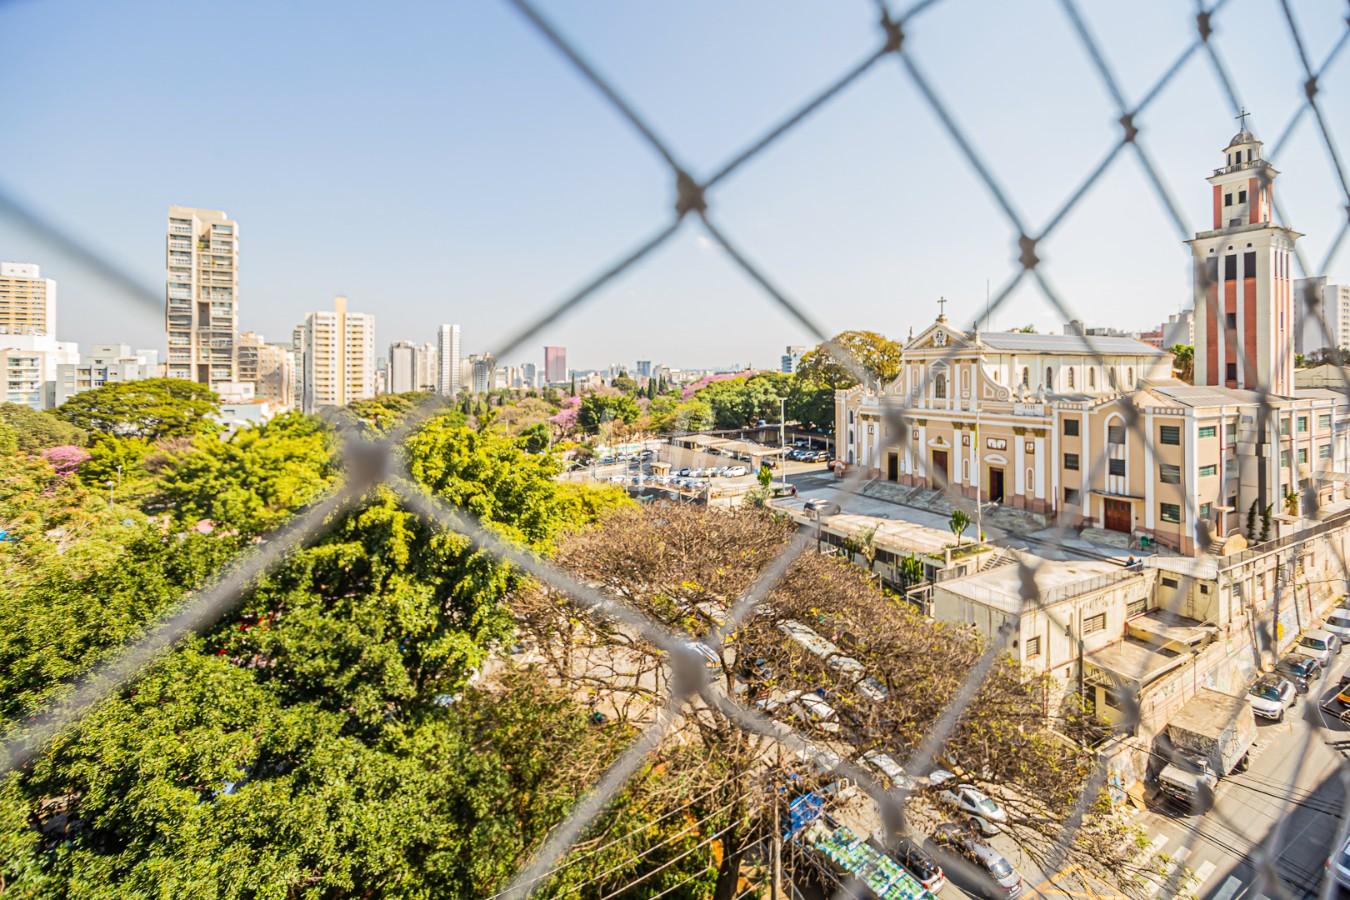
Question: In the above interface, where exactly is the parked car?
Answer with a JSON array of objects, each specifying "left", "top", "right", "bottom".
[
  {"left": 677, "top": 467, "right": 691, "bottom": 477},
  {"left": 1295, "top": 629, "right": 1340, "bottom": 665},
  {"left": 1331, "top": 834, "right": 1350, "bottom": 891},
  {"left": 1336, "top": 681, "right": 1350, "bottom": 707},
  {"left": 860, "top": 750, "right": 921, "bottom": 792},
  {"left": 757, "top": 689, "right": 841, "bottom": 734},
  {"left": 932, "top": 823, "right": 1023, "bottom": 897},
  {"left": 1275, "top": 654, "right": 1321, "bottom": 693},
  {"left": 939, "top": 783, "right": 1008, "bottom": 835},
  {"left": 1247, "top": 674, "right": 1297, "bottom": 721},
  {"left": 675, "top": 640, "right": 722, "bottom": 680},
  {"left": 1323, "top": 610, "right": 1350, "bottom": 640},
  {"left": 871, "top": 835, "right": 945, "bottom": 894}
]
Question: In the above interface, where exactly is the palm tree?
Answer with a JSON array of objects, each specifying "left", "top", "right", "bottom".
[{"left": 949, "top": 508, "right": 970, "bottom": 546}]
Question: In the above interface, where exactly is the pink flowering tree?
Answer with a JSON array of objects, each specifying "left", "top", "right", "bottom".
[
  {"left": 681, "top": 370, "right": 760, "bottom": 400},
  {"left": 41, "top": 444, "right": 91, "bottom": 477}
]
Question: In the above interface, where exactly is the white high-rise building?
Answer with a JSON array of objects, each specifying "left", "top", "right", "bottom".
[
  {"left": 389, "top": 340, "right": 418, "bottom": 394},
  {"left": 0, "top": 262, "right": 57, "bottom": 337},
  {"left": 437, "top": 324, "right": 461, "bottom": 396},
  {"left": 296, "top": 296, "right": 375, "bottom": 412},
  {"left": 53, "top": 344, "right": 158, "bottom": 405},
  {"left": 165, "top": 206, "right": 238, "bottom": 390},
  {"left": 781, "top": 345, "right": 808, "bottom": 374},
  {"left": 1295, "top": 277, "right": 1350, "bottom": 356},
  {"left": 2, "top": 336, "right": 79, "bottom": 409},
  {"left": 416, "top": 341, "right": 437, "bottom": 392}
]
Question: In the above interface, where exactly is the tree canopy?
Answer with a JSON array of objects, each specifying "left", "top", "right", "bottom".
[
  {"left": 56, "top": 378, "right": 220, "bottom": 440},
  {"left": 795, "top": 330, "right": 903, "bottom": 389}
]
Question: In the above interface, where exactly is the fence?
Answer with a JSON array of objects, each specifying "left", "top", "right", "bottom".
[{"left": 2, "top": 0, "right": 1350, "bottom": 898}]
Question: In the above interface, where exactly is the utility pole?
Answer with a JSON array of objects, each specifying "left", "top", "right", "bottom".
[
  {"left": 779, "top": 396, "right": 787, "bottom": 488},
  {"left": 770, "top": 798, "right": 782, "bottom": 900}
]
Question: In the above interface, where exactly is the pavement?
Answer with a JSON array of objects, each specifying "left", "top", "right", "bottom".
[{"left": 1127, "top": 653, "right": 1349, "bottom": 899}]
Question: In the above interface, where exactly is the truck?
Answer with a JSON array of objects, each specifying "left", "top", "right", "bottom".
[{"left": 1156, "top": 687, "right": 1256, "bottom": 814}]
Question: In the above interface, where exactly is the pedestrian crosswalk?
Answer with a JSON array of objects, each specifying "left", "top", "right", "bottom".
[{"left": 1135, "top": 831, "right": 1216, "bottom": 899}]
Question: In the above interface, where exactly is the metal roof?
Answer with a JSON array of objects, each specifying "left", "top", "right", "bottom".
[{"left": 977, "top": 332, "right": 1168, "bottom": 356}]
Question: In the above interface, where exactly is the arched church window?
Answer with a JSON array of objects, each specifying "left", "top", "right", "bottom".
[{"left": 934, "top": 373, "right": 947, "bottom": 400}]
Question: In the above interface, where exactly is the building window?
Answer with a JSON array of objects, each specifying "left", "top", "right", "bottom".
[
  {"left": 1200, "top": 584, "right": 1210, "bottom": 594},
  {"left": 1238, "top": 189, "right": 1248, "bottom": 204},
  {"left": 1319, "top": 413, "right": 1332, "bottom": 430},
  {"left": 987, "top": 438, "right": 1007, "bottom": 450},
  {"left": 1083, "top": 613, "right": 1107, "bottom": 635},
  {"left": 1298, "top": 447, "right": 1308, "bottom": 464},
  {"left": 1281, "top": 449, "right": 1290, "bottom": 467},
  {"left": 1280, "top": 418, "right": 1289, "bottom": 435},
  {"left": 1225, "top": 312, "right": 1237, "bottom": 329},
  {"left": 848, "top": 410, "right": 855, "bottom": 425},
  {"left": 1021, "top": 367, "right": 1030, "bottom": 387},
  {"left": 1161, "top": 576, "right": 1179, "bottom": 589},
  {"left": 1199, "top": 464, "right": 1217, "bottom": 477},
  {"left": 1067, "top": 368, "right": 1075, "bottom": 389},
  {"left": 1108, "top": 424, "right": 1126, "bottom": 444},
  {"left": 1024, "top": 636, "right": 1041, "bottom": 658},
  {"left": 1297, "top": 416, "right": 1308, "bottom": 433},
  {"left": 1320, "top": 443, "right": 1332, "bottom": 459},
  {"left": 1065, "top": 452, "right": 1079, "bottom": 470},
  {"left": 1088, "top": 368, "right": 1096, "bottom": 388},
  {"left": 1160, "top": 502, "right": 1181, "bottom": 523},
  {"left": 1127, "top": 597, "right": 1148, "bottom": 618},
  {"left": 1109, "top": 458, "right": 1126, "bottom": 477},
  {"left": 962, "top": 433, "right": 970, "bottom": 446},
  {"left": 1200, "top": 502, "right": 1212, "bottom": 518},
  {"left": 1064, "top": 418, "right": 1080, "bottom": 436},
  {"left": 934, "top": 372, "right": 947, "bottom": 399},
  {"left": 1160, "top": 463, "right": 1181, "bottom": 484},
  {"left": 1045, "top": 367, "right": 1053, "bottom": 389},
  {"left": 1160, "top": 425, "right": 1180, "bottom": 445},
  {"left": 1225, "top": 422, "right": 1237, "bottom": 442},
  {"left": 1206, "top": 256, "right": 1219, "bottom": 282},
  {"left": 1064, "top": 487, "right": 1080, "bottom": 505},
  {"left": 1244, "top": 250, "right": 1256, "bottom": 276},
  {"left": 1224, "top": 255, "right": 1237, "bottom": 279},
  {"left": 1199, "top": 425, "right": 1216, "bottom": 438},
  {"left": 1224, "top": 192, "right": 1233, "bottom": 207},
  {"left": 1226, "top": 362, "right": 1237, "bottom": 381}
]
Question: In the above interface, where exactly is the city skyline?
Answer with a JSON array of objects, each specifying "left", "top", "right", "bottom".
[{"left": 2, "top": 2, "right": 1345, "bottom": 371}]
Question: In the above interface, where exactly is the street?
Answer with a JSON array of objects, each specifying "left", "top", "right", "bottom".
[{"left": 1130, "top": 656, "right": 1348, "bottom": 899}]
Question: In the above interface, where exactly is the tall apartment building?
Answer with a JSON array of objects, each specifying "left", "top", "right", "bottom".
[
  {"left": 469, "top": 354, "right": 494, "bottom": 395},
  {"left": 237, "top": 332, "right": 294, "bottom": 409},
  {"left": 166, "top": 206, "right": 238, "bottom": 390},
  {"left": 1294, "top": 276, "right": 1350, "bottom": 356},
  {"left": 0, "top": 262, "right": 57, "bottom": 337},
  {"left": 544, "top": 345, "right": 567, "bottom": 384},
  {"left": 296, "top": 296, "right": 375, "bottom": 412},
  {"left": 437, "top": 324, "right": 462, "bottom": 396},
  {"left": 781, "top": 345, "right": 807, "bottom": 374},
  {"left": 389, "top": 340, "right": 417, "bottom": 394},
  {"left": 53, "top": 344, "right": 158, "bottom": 405},
  {"left": 417, "top": 341, "right": 438, "bottom": 392},
  {"left": 522, "top": 362, "right": 537, "bottom": 388}
]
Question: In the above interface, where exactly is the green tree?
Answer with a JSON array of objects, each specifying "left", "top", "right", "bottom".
[
  {"left": 949, "top": 508, "right": 970, "bottom": 546},
  {"left": 757, "top": 463, "right": 772, "bottom": 488},
  {"left": 1246, "top": 499, "right": 1259, "bottom": 540},
  {"left": 0, "top": 402, "right": 87, "bottom": 450},
  {"left": 611, "top": 372, "right": 638, "bottom": 394},
  {"left": 1169, "top": 344, "right": 1194, "bottom": 384},
  {"left": 795, "top": 330, "right": 903, "bottom": 389},
  {"left": 348, "top": 391, "right": 434, "bottom": 435},
  {"left": 57, "top": 378, "right": 219, "bottom": 439},
  {"left": 1260, "top": 504, "right": 1273, "bottom": 542},
  {"left": 518, "top": 421, "right": 551, "bottom": 453},
  {"left": 898, "top": 553, "right": 924, "bottom": 591},
  {"left": 1014, "top": 323, "right": 1038, "bottom": 333},
  {"left": 577, "top": 394, "right": 640, "bottom": 433}
]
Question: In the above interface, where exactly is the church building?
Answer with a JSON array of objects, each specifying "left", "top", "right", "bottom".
[{"left": 836, "top": 126, "right": 1349, "bottom": 555}]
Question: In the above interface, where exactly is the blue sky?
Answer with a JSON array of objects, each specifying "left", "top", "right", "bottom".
[{"left": 2, "top": 0, "right": 1347, "bottom": 372}]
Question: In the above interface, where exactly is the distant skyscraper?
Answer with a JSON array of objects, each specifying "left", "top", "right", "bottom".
[
  {"left": 166, "top": 206, "right": 238, "bottom": 389},
  {"left": 781, "top": 345, "right": 808, "bottom": 374},
  {"left": 471, "top": 354, "right": 495, "bottom": 395},
  {"left": 389, "top": 340, "right": 417, "bottom": 393},
  {"left": 416, "top": 342, "right": 437, "bottom": 392},
  {"left": 296, "top": 296, "right": 375, "bottom": 411},
  {"left": 437, "top": 324, "right": 461, "bottom": 396},
  {"left": 0, "top": 262, "right": 57, "bottom": 337},
  {"left": 235, "top": 331, "right": 292, "bottom": 408},
  {"left": 544, "top": 345, "right": 567, "bottom": 384},
  {"left": 1295, "top": 277, "right": 1350, "bottom": 355},
  {"left": 522, "top": 362, "right": 537, "bottom": 388},
  {"left": 635, "top": 360, "right": 652, "bottom": 378}
]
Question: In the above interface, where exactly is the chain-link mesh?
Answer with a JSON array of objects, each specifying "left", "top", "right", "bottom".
[{"left": 2, "top": 0, "right": 1350, "bottom": 897}]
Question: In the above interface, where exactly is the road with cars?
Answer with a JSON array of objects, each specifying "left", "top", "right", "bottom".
[{"left": 1129, "top": 645, "right": 1349, "bottom": 900}]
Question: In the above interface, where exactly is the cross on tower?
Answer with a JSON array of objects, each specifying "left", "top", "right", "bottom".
[
  {"left": 1235, "top": 107, "right": 1250, "bottom": 131},
  {"left": 937, "top": 296, "right": 948, "bottom": 320}
]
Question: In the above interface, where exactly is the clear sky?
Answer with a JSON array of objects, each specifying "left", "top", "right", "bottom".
[{"left": 1, "top": 0, "right": 1346, "bottom": 372}]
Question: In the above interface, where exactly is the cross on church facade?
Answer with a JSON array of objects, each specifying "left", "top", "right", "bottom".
[
  {"left": 937, "top": 296, "right": 947, "bottom": 319},
  {"left": 1235, "top": 107, "right": 1250, "bottom": 131}
]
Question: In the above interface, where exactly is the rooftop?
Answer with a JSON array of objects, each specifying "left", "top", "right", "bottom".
[
  {"left": 1087, "top": 637, "right": 1188, "bottom": 688},
  {"left": 936, "top": 557, "right": 1126, "bottom": 613},
  {"left": 976, "top": 332, "right": 1168, "bottom": 357}
]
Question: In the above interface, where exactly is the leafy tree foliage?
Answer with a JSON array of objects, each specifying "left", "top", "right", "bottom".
[
  {"left": 0, "top": 403, "right": 87, "bottom": 451},
  {"left": 795, "top": 330, "right": 903, "bottom": 389},
  {"left": 347, "top": 391, "right": 434, "bottom": 435},
  {"left": 56, "top": 378, "right": 219, "bottom": 440},
  {"left": 1169, "top": 343, "right": 1194, "bottom": 383},
  {"left": 577, "top": 394, "right": 640, "bottom": 433}
]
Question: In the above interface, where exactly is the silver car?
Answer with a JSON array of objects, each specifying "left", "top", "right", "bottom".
[{"left": 1246, "top": 674, "right": 1296, "bottom": 721}]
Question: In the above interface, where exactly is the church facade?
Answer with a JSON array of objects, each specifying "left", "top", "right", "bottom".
[{"left": 836, "top": 128, "right": 1350, "bottom": 556}]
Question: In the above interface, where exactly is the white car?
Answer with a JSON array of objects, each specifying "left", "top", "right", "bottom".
[
  {"left": 1246, "top": 674, "right": 1297, "bottom": 721},
  {"left": 1323, "top": 610, "right": 1350, "bottom": 640},
  {"left": 758, "top": 689, "right": 841, "bottom": 734},
  {"left": 1332, "top": 834, "right": 1350, "bottom": 890},
  {"left": 860, "top": 750, "right": 920, "bottom": 791},
  {"left": 939, "top": 784, "right": 1008, "bottom": 835},
  {"left": 1295, "top": 628, "right": 1340, "bottom": 665}
]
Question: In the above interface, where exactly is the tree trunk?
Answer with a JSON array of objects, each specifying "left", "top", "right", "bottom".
[{"left": 713, "top": 820, "right": 746, "bottom": 900}]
